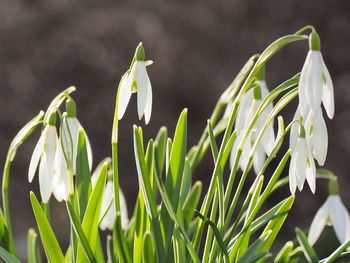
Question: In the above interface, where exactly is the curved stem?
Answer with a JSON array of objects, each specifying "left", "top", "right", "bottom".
[{"left": 294, "top": 25, "right": 315, "bottom": 35}]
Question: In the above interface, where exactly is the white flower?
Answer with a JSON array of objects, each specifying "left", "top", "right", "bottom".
[
  {"left": 63, "top": 99, "right": 93, "bottom": 173},
  {"left": 298, "top": 50, "right": 334, "bottom": 119},
  {"left": 308, "top": 195, "right": 350, "bottom": 245},
  {"left": 52, "top": 141, "right": 71, "bottom": 202},
  {"left": 28, "top": 124, "right": 58, "bottom": 203},
  {"left": 63, "top": 117, "right": 93, "bottom": 172},
  {"left": 91, "top": 162, "right": 129, "bottom": 231},
  {"left": 117, "top": 43, "right": 152, "bottom": 124},
  {"left": 230, "top": 82, "right": 275, "bottom": 174},
  {"left": 289, "top": 133, "right": 316, "bottom": 195},
  {"left": 304, "top": 109, "right": 328, "bottom": 166}
]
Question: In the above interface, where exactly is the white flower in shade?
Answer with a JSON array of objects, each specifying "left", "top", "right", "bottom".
[
  {"left": 230, "top": 82, "right": 275, "bottom": 174},
  {"left": 298, "top": 31, "right": 334, "bottom": 119},
  {"left": 117, "top": 43, "right": 152, "bottom": 124},
  {"left": 98, "top": 182, "right": 129, "bottom": 231},
  {"left": 28, "top": 118, "right": 58, "bottom": 203},
  {"left": 308, "top": 194, "right": 350, "bottom": 245},
  {"left": 91, "top": 161, "right": 129, "bottom": 231},
  {"left": 63, "top": 99, "right": 93, "bottom": 173},
  {"left": 288, "top": 126, "right": 316, "bottom": 195}
]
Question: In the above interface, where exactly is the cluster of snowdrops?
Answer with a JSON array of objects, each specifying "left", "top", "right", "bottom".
[{"left": 0, "top": 26, "right": 349, "bottom": 263}]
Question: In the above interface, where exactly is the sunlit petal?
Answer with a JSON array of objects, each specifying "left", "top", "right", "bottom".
[
  {"left": 28, "top": 127, "right": 46, "bottom": 182},
  {"left": 117, "top": 73, "right": 132, "bottom": 120},
  {"left": 308, "top": 197, "right": 330, "bottom": 245},
  {"left": 135, "top": 61, "right": 149, "bottom": 120},
  {"left": 330, "top": 195, "right": 350, "bottom": 244}
]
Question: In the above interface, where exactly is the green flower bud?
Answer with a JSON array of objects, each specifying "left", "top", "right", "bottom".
[
  {"left": 253, "top": 86, "right": 262, "bottom": 100},
  {"left": 135, "top": 42, "right": 145, "bottom": 61},
  {"left": 328, "top": 179, "right": 339, "bottom": 195},
  {"left": 309, "top": 31, "right": 321, "bottom": 51},
  {"left": 48, "top": 111, "right": 57, "bottom": 126},
  {"left": 66, "top": 99, "right": 77, "bottom": 118}
]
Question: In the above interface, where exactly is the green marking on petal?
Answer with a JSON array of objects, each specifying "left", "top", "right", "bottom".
[
  {"left": 131, "top": 81, "right": 137, "bottom": 93},
  {"left": 322, "top": 73, "right": 327, "bottom": 84}
]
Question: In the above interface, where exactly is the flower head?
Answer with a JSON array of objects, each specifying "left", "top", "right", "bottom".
[
  {"left": 298, "top": 31, "right": 334, "bottom": 119},
  {"left": 117, "top": 43, "right": 153, "bottom": 124},
  {"left": 289, "top": 125, "right": 316, "bottom": 195},
  {"left": 308, "top": 180, "right": 350, "bottom": 245},
  {"left": 28, "top": 113, "right": 59, "bottom": 203}
]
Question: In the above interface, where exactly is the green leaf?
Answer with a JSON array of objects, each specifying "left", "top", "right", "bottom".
[
  {"left": 160, "top": 109, "right": 188, "bottom": 255},
  {"left": 0, "top": 246, "right": 21, "bottom": 263},
  {"left": 27, "top": 228, "right": 41, "bottom": 263},
  {"left": 274, "top": 241, "right": 294, "bottom": 263},
  {"left": 113, "top": 213, "right": 132, "bottom": 263},
  {"left": 133, "top": 126, "right": 165, "bottom": 261},
  {"left": 154, "top": 127, "right": 168, "bottom": 177},
  {"left": 194, "top": 210, "right": 228, "bottom": 258},
  {"left": 0, "top": 210, "right": 11, "bottom": 252},
  {"left": 30, "top": 192, "right": 65, "bottom": 263},
  {"left": 183, "top": 181, "right": 202, "bottom": 229},
  {"left": 66, "top": 201, "right": 97, "bottom": 263},
  {"left": 236, "top": 231, "right": 271, "bottom": 263},
  {"left": 295, "top": 228, "right": 319, "bottom": 263},
  {"left": 142, "top": 231, "right": 156, "bottom": 263},
  {"left": 106, "top": 235, "right": 117, "bottom": 263},
  {"left": 76, "top": 129, "right": 92, "bottom": 220},
  {"left": 76, "top": 162, "right": 107, "bottom": 263}
]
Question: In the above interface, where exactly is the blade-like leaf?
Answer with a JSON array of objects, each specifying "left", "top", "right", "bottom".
[
  {"left": 30, "top": 192, "right": 65, "bottom": 263},
  {"left": 0, "top": 246, "right": 21, "bottom": 263},
  {"left": 295, "top": 228, "right": 319, "bottom": 263}
]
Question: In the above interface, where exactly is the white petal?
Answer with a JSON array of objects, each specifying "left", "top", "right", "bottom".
[
  {"left": 312, "top": 110, "right": 328, "bottom": 166},
  {"left": 74, "top": 119, "right": 93, "bottom": 170},
  {"left": 100, "top": 182, "right": 114, "bottom": 220},
  {"left": 308, "top": 197, "right": 331, "bottom": 245},
  {"left": 253, "top": 145, "right": 265, "bottom": 174},
  {"left": 66, "top": 118, "right": 79, "bottom": 173},
  {"left": 289, "top": 108, "right": 302, "bottom": 151},
  {"left": 330, "top": 195, "right": 350, "bottom": 244},
  {"left": 39, "top": 155, "right": 53, "bottom": 203},
  {"left": 306, "top": 151, "right": 316, "bottom": 194},
  {"left": 320, "top": 55, "right": 335, "bottom": 119},
  {"left": 299, "top": 51, "right": 313, "bottom": 117},
  {"left": 295, "top": 138, "right": 308, "bottom": 191},
  {"left": 119, "top": 188, "right": 129, "bottom": 230},
  {"left": 28, "top": 127, "right": 46, "bottom": 182},
  {"left": 289, "top": 152, "right": 297, "bottom": 195},
  {"left": 144, "top": 76, "right": 152, "bottom": 124},
  {"left": 305, "top": 52, "right": 323, "bottom": 115},
  {"left": 117, "top": 73, "right": 132, "bottom": 120},
  {"left": 53, "top": 142, "right": 69, "bottom": 202},
  {"left": 236, "top": 89, "right": 254, "bottom": 132},
  {"left": 258, "top": 80, "right": 269, "bottom": 98},
  {"left": 44, "top": 126, "right": 58, "bottom": 178},
  {"left": 135, "top": 61, "right": 149, "bottom": 120}
]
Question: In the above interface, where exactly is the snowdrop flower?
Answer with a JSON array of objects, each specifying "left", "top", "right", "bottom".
[
  {"left": 52, "top": 140, "right": 71, "bottom": 202},
  {"left": 289, "top": 125, "right": 316, "bottom": 195},
  {"left": 63, "top": 99, "right": 93, "bottom": 173},
  {"left": 308, "top": 179, "right": 350, "bottom": 245},
  {"left": 117, "top": 42, "right": 153, "bottom": 124},
  {"left": 91, "top": 160, "right": 129, "bottom": 231},
  {"left": 298, "top": 31, "right": 334, "bottom": 119},
  {"left": 230, "top": 81, "right": 275, "bottom": 174},
  {"left": 304, "top": 109, "right": 328, "bottom": 166},
  {"left": 28, "top": 113, "right": 59, "bottom": 203}
]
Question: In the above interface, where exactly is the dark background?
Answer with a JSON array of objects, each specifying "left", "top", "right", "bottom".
[{"left": 1, "top": 0, "right": 350, "bottom": 261}]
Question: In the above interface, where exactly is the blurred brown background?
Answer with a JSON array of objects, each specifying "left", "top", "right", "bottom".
[{"left": 1, "top": 0, "right": 350, "bottom": 261}]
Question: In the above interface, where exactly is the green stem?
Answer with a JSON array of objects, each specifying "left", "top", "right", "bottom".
[
  {"left": 294, "top": 25, "right": 315, "bottom": 35},
  {"left": 1, "top": 156, "right": 16, "bottom": 255}
]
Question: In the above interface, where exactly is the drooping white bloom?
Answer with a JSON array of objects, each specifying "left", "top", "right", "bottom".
[
  {"left": 63, "top": 117, "right": 93, "bottom": 172},
  {"left": 298, "top": 50, "right": 334, "bottom": 119},
  {"left": 91, "top": 162, "right": 129, "bottom": 231},
  {"left": 52, "top": 141, "right": 71, "bottom": 202},
  {"left": 308, "top": 195, "right": 350, "bottom": 245},
  {"left": 63, "top": 99, "right": 93, "bottom": 173},
  {"left": 289, "top": 133, "right": 316, "bottom": 195},
  {"left": 28, "top": 124, "right": 58, "bottom": 203},
  {"left": 230, "top": 82, "right": 275, "bottom": 174},
  {"left": 304, "top": 109, "right": 328, "bottom": 166},
  {"left": 117, "top": 43, "right": 152, "bottom": 124}
]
